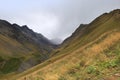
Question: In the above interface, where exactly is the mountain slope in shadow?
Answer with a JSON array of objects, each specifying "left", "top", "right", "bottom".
[{"left": 0, "top": 20, "right": 55, "bottom": 75}]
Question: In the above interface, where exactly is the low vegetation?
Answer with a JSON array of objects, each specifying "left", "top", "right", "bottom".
[{"left": 1, "top": 9, "right": 120, "bottom": 80}]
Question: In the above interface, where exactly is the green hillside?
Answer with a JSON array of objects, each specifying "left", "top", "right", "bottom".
[{"left": 2, "top": 9, "right": 120, "bottom": 80}]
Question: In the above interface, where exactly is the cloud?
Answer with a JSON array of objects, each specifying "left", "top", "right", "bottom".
[{"left": 0, "top": 0, "right": 120, "bottom": 42}]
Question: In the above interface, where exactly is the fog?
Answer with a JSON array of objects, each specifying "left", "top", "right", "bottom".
[{"left": 0, "top": 0, "right": 120, "bottom": 43}]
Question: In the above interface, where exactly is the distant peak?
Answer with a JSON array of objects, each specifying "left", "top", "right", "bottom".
[
  {"left": 112, "top": 9, "right": 120, "bottom": 12},
  {"left": 109, "top": 9, "right": 120, "bottom": 14},
  {"left": 12, "top": 23, "right": 20, "bottom": 26},
  {"left": 0, "top": 19, "right": 12, "bottom": 26},
  {"left": 21, "top": 25, "right": 32, "bottom": 31},
  {"left": 79, "top": 24, "right": 87, "bottom": 27},
  {"left": 22, "top": 25, "right": 29, "bottom": 29}
]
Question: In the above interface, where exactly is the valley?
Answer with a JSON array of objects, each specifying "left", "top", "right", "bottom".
[{"left": 1, "top": 9, "right": 120, "bottom": 80}]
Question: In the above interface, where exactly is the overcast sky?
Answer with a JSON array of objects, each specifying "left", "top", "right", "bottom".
[{"left": 0, "top": 0, "right": 120, "bottom": 43}]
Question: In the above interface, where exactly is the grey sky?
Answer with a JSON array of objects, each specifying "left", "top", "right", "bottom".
[{"left": 0, "top": 0, "right": 120, "bottom": 43}]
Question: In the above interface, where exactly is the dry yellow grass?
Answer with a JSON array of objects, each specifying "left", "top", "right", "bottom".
[
  {"left": 85, "top": 31, "right": 120, "bottom": 56},
  {"left": 13, "top": 30, "right": 120, "bottom": 80}
]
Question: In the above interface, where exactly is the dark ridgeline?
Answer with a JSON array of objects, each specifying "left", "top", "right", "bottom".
[{"left": 0, "top": 19, "right": 55, "bottom": 73}]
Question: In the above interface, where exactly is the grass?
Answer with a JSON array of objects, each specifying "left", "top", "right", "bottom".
[
  {"left": 63, "top": 38, "right": 120, "bottom": 80},
  {"left": 52, "top": 13, "right": 120, "bottom": 57},
  {"left": 10, "top": 31, "right": 120, "bottom": 80},
  {"left": 58, "top": 76, "right": 67, "bottom": 80},
  {"left": 0, "top": 56, "right": 4, "bottom": 62},
  {"left": 1, "top": 58, "right": 21, "bottom": 74},
  {"left": 0, "top": 33, "right": 52, "bottom": 78},
  {"left": 2, "top": 10, "right": 120, "bottom": 80}
]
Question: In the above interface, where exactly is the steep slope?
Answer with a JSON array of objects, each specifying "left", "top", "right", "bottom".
[
  {"left": 0, "top": 20, "right": 54, "bottom": 76},
  {"left": 51, "top": 9, "right": 120, "bottom": 57},
  {"left": 3, "top": 9, "right": 120, "bottom": 80}
]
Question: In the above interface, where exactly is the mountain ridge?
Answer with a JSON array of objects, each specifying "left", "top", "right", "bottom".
[
  {"left": 10, "top": 9, "right": 120, "bottom": 80},
  {"left": 0, "top": 19, "right": 55, "bottom": 75}
]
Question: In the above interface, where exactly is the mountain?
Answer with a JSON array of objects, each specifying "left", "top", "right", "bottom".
[
  {"left": 50, "top": 38, "right": 63, "bottom": 45},
  {"left": 0, "top": 20, "right": 55, "bottom": 76},
  {"left": 51, "top": 9, "right": 120, "bottom": 57},
  {"left": 9, "top": 9, "right": 120, "bottom": 80}
]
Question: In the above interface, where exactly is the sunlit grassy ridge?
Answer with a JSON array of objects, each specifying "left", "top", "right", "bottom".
[{"left": 51, "top": 9, "right": 120, "bottom": 57}]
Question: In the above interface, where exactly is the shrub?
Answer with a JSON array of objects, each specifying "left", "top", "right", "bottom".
[
  {"left": 115, "top": 57, "right": 120, "bottom": 64},
  {"left": 86, "top": 66, "right": 96, "bottom": 74},
  {"left": 98, "top": 59, "right": 119, "bottom": 69},
  {"left": 110, "top": 60, "right": 117, "bottom": 68}
]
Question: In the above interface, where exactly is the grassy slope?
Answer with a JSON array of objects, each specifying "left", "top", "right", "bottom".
[
  {"left": 0, "top": 34, "right": 33, "bottom": 76},
  {"left": 0, "top": 20, "right": 55, "bottom": 79},
  {"left": 5, "top": 9, "right": 120, "bottom": 80},
  {"left": 0, "top": 33, "right": 49, "bottom": 77},
  {"left": 13, "top": 30, "right": 120, "bottom": 80}
]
